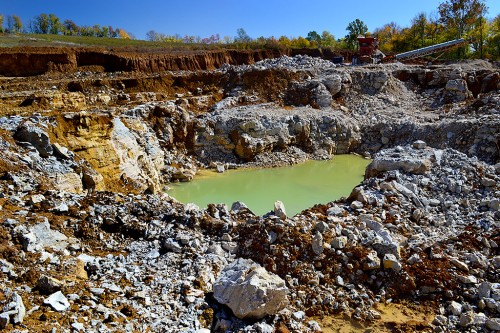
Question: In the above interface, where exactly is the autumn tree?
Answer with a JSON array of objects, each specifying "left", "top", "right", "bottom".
[
  {"left": 345, "top": 19, "right": 368, "bottom": 49},
  {"left": 374, "top": 22, "right": 401, "bottom": 52},
  {"left": 13, "top": 15, "right": 22, "bottom": 32},
  {"left": 222, "top": 36, "right": 233, "bottom": 44},
  {"left": 438, "top": 0, "right": 487, "bottom": 39},
  {"left": 291, "top": 36, "right": 310, "bottom": 48},
  {"left": 278, "top": 36, "right": 292, "bottom": 48},
  {"left": 118, "top": 29, "right": 131, "bottom": 39}
]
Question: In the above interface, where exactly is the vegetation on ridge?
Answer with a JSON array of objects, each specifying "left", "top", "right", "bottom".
[{"left": 0, "top": 0, "right": 498, "bottom": 59}]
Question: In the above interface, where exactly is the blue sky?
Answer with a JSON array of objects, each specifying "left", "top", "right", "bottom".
[{"left": 1, "top": 0, "right": 499, "bottom": 40}]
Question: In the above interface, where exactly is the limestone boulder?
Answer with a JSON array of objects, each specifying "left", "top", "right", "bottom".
[
  {"left": 365, "top": 156, "right": 431, "bottom": 178},
  {"left": 444, "top": 79, "right": 472, "bottom": 102},
  {"left": 213, "top": 258, "right": 289, "bottom": 319},
  {"left": 321, "top": 74, "right": 343, "bottom": 96}
]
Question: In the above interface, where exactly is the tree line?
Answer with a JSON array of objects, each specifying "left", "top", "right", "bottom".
[
  {"left": 0, "top": 0, "right": 498, "bottom": 59},
  {"left": 147, "top": 0, "right": 498, "bottom": 60},
  {"left": 0, "top": 13, "right": 133, "bottom": 39}
]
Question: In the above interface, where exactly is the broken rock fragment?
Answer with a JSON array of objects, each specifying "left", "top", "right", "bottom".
[
  {"left": 44, "top": 291, "right": 70, "bottom": 312},
  {"left": 213, "top": 258, "right": 289, "bottom": 319}
]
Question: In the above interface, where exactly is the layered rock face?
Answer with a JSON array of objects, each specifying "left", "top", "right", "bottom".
[{"left": 1, "top": 56, "right": 498, "bottom": 195}]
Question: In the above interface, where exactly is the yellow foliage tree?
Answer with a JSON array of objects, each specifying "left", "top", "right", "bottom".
[
  {"left": 291, "top": 36, "right": 310, "bottom": 48},
  {"left": 118, "top": 29, "right": 131, "bottom": 39},
  {"left": 278, "top": 36, "right": 292, "bottom": 48}
]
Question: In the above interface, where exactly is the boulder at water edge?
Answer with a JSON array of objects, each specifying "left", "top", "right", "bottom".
[{"left": 213, "top": 258, "right": 289, "bottom": 319}]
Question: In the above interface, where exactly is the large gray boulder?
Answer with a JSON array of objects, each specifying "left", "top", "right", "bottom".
[
  {"left": 213, "top": 258, "right": 289, "bottom": 319},
  {"left": 13, "top": 122, "right": 53, "bottom": 157}
]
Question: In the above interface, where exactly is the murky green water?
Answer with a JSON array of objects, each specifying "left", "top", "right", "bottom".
[{"left": 167, "top": 155, "right": 371, "bottom": 216}]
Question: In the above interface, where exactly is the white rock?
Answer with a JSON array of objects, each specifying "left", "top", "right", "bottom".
[
  {"left": 273, "top": 200, "right": 287, "bottom": 220},
  {"left": 350, "top": 200, "right": 364, "bottom": 209},
  {"left": 213, "top": 258, "right": 289, "bottom": 319},
  {"left": 459, "top": 275, "right": 478, "bottom": 284},
  {"left": 407, "top": 253, "right": 421, "bottom": 265},
  {"left": 293, "top": 310, "right": 306, "bottom": 321},
  {"left": 71, "top": 322, "right": 84, "bottom": 331},
  {"left": 478, "top": 281, "right": 492, "bottom": 299},
  {"left": 327, "top": 206, "right": 344, "bottom": 216},
  {"left": 44, "top": 291, "right": 70, "bottom": 312},
  {"left": 12, "top": 293, "right": 25, "bottom": 324},
  {"left": 29, "top": 194, "right": 45, "bottom": 205},
  {"left": 447, "top": 301, "right": 463, "bottom": 316}
]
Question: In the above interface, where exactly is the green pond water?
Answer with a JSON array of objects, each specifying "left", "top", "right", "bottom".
[{"left": 167, "top": 155, "right": 371, "bottom": 216}]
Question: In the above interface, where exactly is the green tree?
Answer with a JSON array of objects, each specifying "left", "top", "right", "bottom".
[
  {"left": 426, "top": 11, "right": 444, "bottom": 45},
  {"left": 34, "top": 13, "right": 50, "bottom": 34},
  {"left": 5, "top": 15, "right": 13, "bottom": 32},
  {"left": 0, "top": 14, "right": 3, "bottom": 33},
  {"left": 486, "top": 14, "right": 499, "bottom": 59},
  {"left": 235, "top": 28, "right": 251, "bottom": 43},
  {"left": 62, "top": 19, "right": 78, "bottom": 35},
  {"left": 48, "top": 14, "right": 60, "bottom": 34},
  {"left": 146, "top": 30, "right": 159, "bottom": 41},
  {"left": 306, "top": 31, "right": 321, "bottom": 44},
  {"left": 320, "top": 30, "right": 336, "bottom": 47},
  {"left": 345, "top": 19, "right": 368, "bottom": 50},
  {"left": 469, "top": 16, "right": 489, "bottom": 58},
  {"left": 411, "top": 12, "right": 427, "bottom": 47}
]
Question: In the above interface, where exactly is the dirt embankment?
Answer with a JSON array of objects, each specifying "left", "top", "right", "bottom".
[{"left": 0, "top": 47, "right": 355, "bottom": 77}]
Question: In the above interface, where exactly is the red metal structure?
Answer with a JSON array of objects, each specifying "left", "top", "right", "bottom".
[{"left": 353, "top": 36, "right": 385, "bottom": 64}]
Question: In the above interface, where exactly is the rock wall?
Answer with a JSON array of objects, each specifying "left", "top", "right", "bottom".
[{"left": 50, "top": 112, "right": 165, "bottom": 193}]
